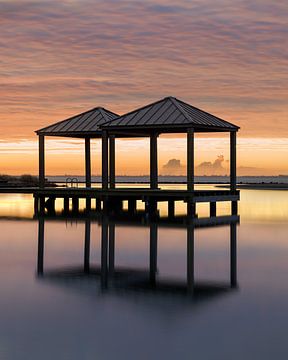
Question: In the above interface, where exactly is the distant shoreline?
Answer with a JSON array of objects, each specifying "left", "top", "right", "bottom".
[
  {"left": 1, "top": 175, "right": 288, "bottom": 191},
  {"left": 217, "top": 184, "right": 288, "bottom": 190},
  {"left": 48, "top": 175, "right": 288, "bottom": 184},
  {"left": 1, "top": 182, "right": 288, "bottom": 193}
]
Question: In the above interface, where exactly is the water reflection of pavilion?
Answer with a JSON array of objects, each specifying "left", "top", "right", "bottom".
[{"left": 37, "top": 213, "right": 239, "bottom": 302}]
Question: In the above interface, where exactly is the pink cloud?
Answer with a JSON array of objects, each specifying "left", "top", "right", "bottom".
[{"left": 0, "top": 0, "right": 287, "bottom": 140}]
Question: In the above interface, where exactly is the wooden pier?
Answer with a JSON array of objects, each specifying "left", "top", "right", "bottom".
[
  {"left": 33, "top": 187, "right": 240, "bottom": 217},
  {"left": 34, "top": 96, "right": 241, "bottom": 219}
]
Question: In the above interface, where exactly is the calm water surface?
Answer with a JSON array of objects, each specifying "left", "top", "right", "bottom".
[{"left": 0, "top": 186, "right": 288, "bottom": 359}]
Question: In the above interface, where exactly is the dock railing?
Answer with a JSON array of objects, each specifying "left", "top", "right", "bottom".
[{"left": 65, "top": 177, "right": 79, "bottom": 188}]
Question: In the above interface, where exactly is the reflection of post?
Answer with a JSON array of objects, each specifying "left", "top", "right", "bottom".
[
  {"left": 101, "top": 217, "right": 109, "bottom": 289},
  {"left": 37, "top": 217, "right": 45, "bottom": 276},
  {"left": 230, "top": 223, "right": 237, "bottom": 288},
  {"left": 84, "top": 219, "right": 91, "bottom": 273},
  {"left": 149, "top": 223, "right": 158, "bottom": 285},
  {"left": 109, "top": 223, "right": 115, "bottom": 275},
  {"left": 187, "top": 224, "right": 195, "bottom": 293}
]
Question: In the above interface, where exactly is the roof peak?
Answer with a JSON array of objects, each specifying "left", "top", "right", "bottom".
[
  {"left": 102, "top": 96, "right": 239, "bottom": 131},
  {"left": 36, "top": 106, "right": 119, "bottom": 135},
  {"left": 163, "top": 96, "right": 176, "bottom": 100}
]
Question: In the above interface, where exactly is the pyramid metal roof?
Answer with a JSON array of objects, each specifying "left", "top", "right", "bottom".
[
  {"left": 102, "top": 97, "right": 239, "bottom": 133},
  {"left": 36, "top": 107, "right": 119, "bottom": 137}
]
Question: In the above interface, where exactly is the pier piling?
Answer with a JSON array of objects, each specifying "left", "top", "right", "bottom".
[
  {"left": 168, "top": 200, "right": 175, "bottom": 218},
  {"left": 210, "top": 202, "right": 217, "bottom": 217}
]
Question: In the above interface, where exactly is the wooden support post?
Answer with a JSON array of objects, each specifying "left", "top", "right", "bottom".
[
  {"left": 210, "top": 202, "right": 216, "bottom": 217},
  {"left": 150, "top": 133, "right": 158, "bottom": 189},
  {"left": 109, "top": 135, "right": 116, "bottom": 189},
  {"left": 37, "top": 217, "right": 44, "bottom": 276},
  {"left": 96, "top": 198, "right": 101, "bottom": 211},
  {"left": 145, "top": 199, "right": 157, "bottom": 217},
  {"left": 230, "top": 132, "right": 237, "bottom": 192},
  {"left": 128, "top": 199, "right": 137, "bottom": 213},
  {"left": 86, "top": 197, "right": 91, "bottom": 212},
  {"left": 108, "top": 223, "right": 115, "bottom": 275},
  {"left": 168, "top": 200, "right": 175, "bottom": 218},
  {"left": 105, "top": 199, "right": 122, "bottom": 214},
  {"left": 102, "top": 130, "right": 109, "bottom": 190},
  {"left": 230, "top": 223, "right": 237, "bottom": 288},
  {"left": 149, "top": 223, "right": 158, "bottom": 286},
  {"left": 187, "top": 199, "right": 196, "bottom": 218},
  {"left": 34, "top": 196, "right": 39, "bottom": 215},
  {"left": 45, "top": 197, "right": 55, "bottom": 214},
  {"left": 187, "top": 224, "right": 195, "bottom": 293},
  {"left": 85, "top": 138, "right": 91, "bottom": 188},
  {"left": 72, "top": 197, "right": 79, "bottom": 212},
  {"left": 39, "top": 135, "right": 45, "bottom": 188},
  {"left": 39, "top": 196, "right": 45, "bottom": 214},
  {"left": 101, "top": 217, "right": 109, "bottom": 289},
  {"left": 84, "top": 219, "right": 91, "bottom": 273},
  {"left": 63, "top": 197, "right": 69, "bottom": 213},
  {"left": 232, "top": 201, "right": 238, "bottom": 215},
  {"left": 102, "top": 198, "right": 108, "bottom": 214},
  {"left": 187, "top": 128, "right": 194, "bottom": 192}
]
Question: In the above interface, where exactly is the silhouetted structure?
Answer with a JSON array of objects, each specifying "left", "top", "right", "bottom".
[
  {"left": 36, "top": 107, "right": 119, "bottom": 188},
  {"left": 34, "top": 97, "right": 240, "bottom": 217},
  {"left": 101, "top": 96, "right": 239, "bottom": 191}
]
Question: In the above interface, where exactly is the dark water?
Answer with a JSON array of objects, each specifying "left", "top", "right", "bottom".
[{"left": 0, "top": 188, "right": 288, "bottom": 359}]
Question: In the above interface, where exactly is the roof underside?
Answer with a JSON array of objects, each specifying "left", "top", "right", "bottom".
[
  {"left": 102, "top": 97, "right": 239, "bottom": 133},
  {"left": 36, "top": 107, "right": 118, "bottom": 137}
]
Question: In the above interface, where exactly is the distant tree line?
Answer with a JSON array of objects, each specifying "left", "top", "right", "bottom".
[{"left": 0, "top": 174, "right": 39, "bottom": 187}]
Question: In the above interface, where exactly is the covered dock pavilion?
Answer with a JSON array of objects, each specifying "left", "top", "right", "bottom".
[
  {"left": 34, "top": 96, "right": 240, "bottom": 216},
  {"left": 36, "top": 106, "right": 119, "bottom": 188}
]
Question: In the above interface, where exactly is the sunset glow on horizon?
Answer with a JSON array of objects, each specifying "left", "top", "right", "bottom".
[{"left": 0, "top": 0, "right": 287, "bottom": 175}]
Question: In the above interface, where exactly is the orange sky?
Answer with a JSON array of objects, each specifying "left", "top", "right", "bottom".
[{"left": 0, "top": 0, "right": 287, "bottom": 175}]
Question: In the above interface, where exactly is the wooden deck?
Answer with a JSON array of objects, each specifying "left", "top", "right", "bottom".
[
  {"left": 32, "top": 187, "right": 239, "bottom": 202},
  {"left": 0, "top": 187, "right": 38, "bottom": 194},
  {"left": 30, "top": 187, "right": 239, "bottom": 217},
  {"left": 0, "top": 186, "right": 239, "bottom": 203},
  {"left": 0, "top": 186, "right": 240, "bottom": 217}
]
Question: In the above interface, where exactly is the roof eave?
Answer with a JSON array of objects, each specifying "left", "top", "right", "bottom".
[
  {"left": 35, "top": 106, "right": 119, "bottom": 134},
  {"left": 101, "top": 124, "right": 239, "bottom": 133},
  {"left": 36, "top": 130, "right": 102, "bottom": 138}
]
